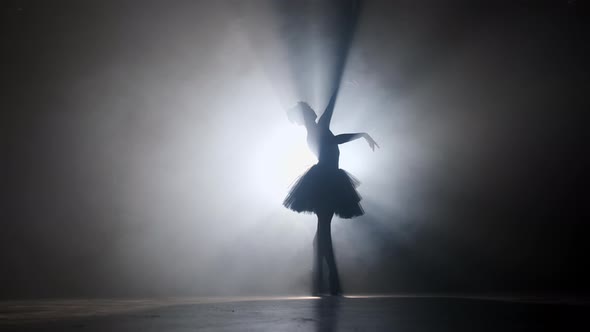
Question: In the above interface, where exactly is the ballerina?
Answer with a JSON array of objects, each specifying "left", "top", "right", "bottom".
[{"left": 284, "top": 92, "right": 378, "bottom": 295}]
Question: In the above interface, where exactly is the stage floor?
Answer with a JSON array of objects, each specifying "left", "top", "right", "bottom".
[{"left": 1, "top": 295, "right": 588, "bottom": 331}]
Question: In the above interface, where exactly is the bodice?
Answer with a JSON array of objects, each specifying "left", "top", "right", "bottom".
[{"left": 307, "top": 126, "right": 340, "bottom": 169}]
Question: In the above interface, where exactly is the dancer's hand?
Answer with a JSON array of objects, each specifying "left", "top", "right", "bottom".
[{"left": 363, "top": 134, "right": 379, "bottom": 151}]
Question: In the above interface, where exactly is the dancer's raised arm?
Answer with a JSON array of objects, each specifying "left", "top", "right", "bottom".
[
  {"left": 335, "top": 133, "right": 380, "bottom": 151},
  {"left": 318, "top": 92, "right": 338, "bottom": 128}
]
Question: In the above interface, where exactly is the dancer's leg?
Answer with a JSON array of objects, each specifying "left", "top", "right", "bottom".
[
  {"left": 321, "top": 210, "right": 341, "bottom": 295},
  {"left": 312, "top": 228, "right": 322, "bottom": 295},
  {"left": 317, "top": 209, "right": 341, "bottom": 295},
  {"left": 325, "top": 221, "right": 342, "bottom": 295}
]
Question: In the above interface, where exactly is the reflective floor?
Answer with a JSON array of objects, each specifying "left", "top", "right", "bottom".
[{"left": 1, "top": 295, "right": 588, "bottom": 331}]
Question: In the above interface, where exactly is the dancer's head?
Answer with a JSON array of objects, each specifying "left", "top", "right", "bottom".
[{"left": 287, "top": 102, "right": 317, "bottom": 126}]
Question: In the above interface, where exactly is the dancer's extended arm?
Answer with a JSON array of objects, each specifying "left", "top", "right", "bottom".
[{"left": 335, "top": 133, "right": 379, "bottom": 151}]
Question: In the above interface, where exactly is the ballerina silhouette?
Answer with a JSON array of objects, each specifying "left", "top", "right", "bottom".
[{"left": 284, "top": 92, "right": 378, "bottom": 295}]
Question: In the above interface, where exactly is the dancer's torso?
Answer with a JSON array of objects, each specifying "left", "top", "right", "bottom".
[{"left": 307, "top": 125, "right": 339, "bottom": 169}]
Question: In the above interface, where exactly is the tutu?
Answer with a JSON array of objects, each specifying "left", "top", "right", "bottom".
[{"left": 283, "top": 164, "right": 364, "bottom": 218}]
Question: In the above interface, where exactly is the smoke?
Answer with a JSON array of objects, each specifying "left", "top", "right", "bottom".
[{"left": 3, "top": 0, "right": 586, "bottom": 298}]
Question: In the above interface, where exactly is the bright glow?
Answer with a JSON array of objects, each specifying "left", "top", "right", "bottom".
[{"left": 247, "top": 123, "right": 317, "bottom": 207}]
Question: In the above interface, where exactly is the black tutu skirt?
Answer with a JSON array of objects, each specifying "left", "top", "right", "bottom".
[{"left": 283, "top": 164, "right": 364, "bottom": 219}]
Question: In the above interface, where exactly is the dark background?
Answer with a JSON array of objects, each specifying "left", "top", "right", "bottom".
[{"left": 2, "top": 0, "right": 588, "bottom": 299}]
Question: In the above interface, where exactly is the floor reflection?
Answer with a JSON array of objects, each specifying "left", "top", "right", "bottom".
[{"left": 313, "top": 296, "right": 341, "bottom": 332}]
